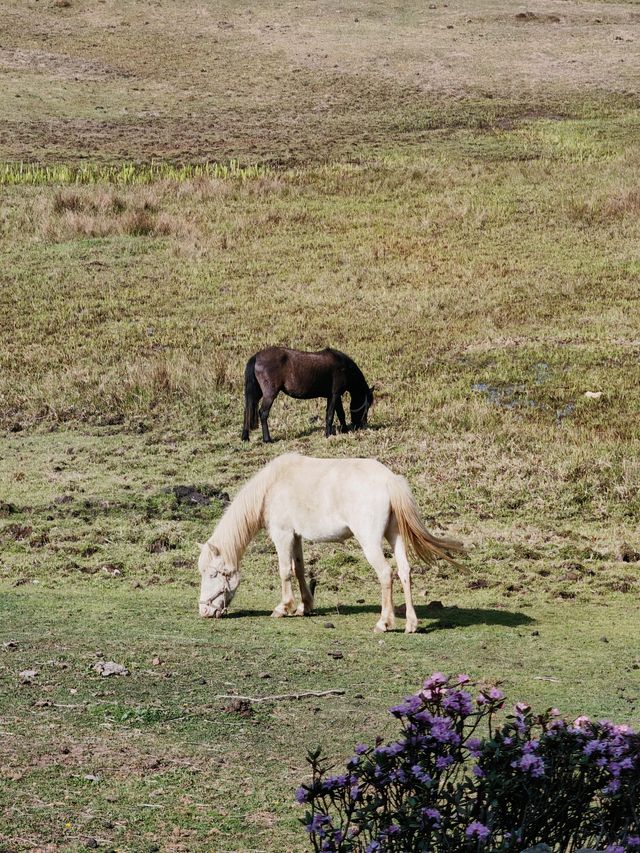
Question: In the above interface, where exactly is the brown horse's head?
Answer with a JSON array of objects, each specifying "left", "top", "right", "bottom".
[{"left": 351, "top": 386, "right": 374, "bottom": 430}]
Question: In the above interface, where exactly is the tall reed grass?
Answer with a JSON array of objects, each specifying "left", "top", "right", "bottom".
[{"left": 0, "top": 160, "right": 268, "bottom": 186}]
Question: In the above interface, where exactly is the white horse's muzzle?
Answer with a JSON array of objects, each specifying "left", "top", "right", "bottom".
[{"left": 199, "top": 601, "right": 227, "bottom": 619}]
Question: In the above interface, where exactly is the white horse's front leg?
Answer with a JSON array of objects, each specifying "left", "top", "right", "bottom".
[
  {"left": 292, "top": 534, "right": 314, "bottom": 616},
  {"left": 271, "top": 529, "right": 297, "bottom": 617}
]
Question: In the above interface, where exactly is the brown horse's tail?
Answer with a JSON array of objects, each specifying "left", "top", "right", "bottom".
[
  {"left": 388, "top": 475, "right": 466, "bottom": 568},
  {"left": 242, "top": 356, "right": 261, "bottom": 439}
]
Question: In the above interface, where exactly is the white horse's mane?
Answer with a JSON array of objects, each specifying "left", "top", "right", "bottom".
[{"left": 208, "top": 453, "right": 299, "bottom": 565}]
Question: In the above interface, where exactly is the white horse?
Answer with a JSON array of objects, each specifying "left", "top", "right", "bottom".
[{"left": 198, "top": 453, "right": 464, "bottom": 633}]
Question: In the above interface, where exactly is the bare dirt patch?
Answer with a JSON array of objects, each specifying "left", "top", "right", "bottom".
[{"left": 1, "top": 0, "right": 638, "bottom": 163}]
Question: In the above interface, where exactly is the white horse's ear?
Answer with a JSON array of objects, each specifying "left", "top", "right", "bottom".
[
  {"left": 197, "top": 542, "right": 206, "bottom": 550},
  {"left": 208, "top": 543, "right": 220, "bottom": 557}
]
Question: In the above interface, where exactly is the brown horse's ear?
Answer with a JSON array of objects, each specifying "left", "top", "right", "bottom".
[{"left": 208, "top": 542, "right": 220, "bottom": 557}]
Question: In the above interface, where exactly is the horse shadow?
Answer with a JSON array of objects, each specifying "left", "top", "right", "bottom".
[
  {"left": 228, "top": 604, "right": 536, "bottom": 632},
  {"left": 272, "top": 421, "right": 390, "bottom": 442}
]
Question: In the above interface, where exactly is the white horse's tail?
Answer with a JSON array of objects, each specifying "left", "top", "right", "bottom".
[{"left": 388, "top": 475, "right": 465, "bottom": 568}]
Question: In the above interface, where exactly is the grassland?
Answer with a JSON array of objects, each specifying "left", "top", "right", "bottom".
[{"left": 1, "top": 0, "right": 640, "bottom": 850}]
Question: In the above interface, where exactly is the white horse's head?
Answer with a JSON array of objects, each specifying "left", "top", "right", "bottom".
[{"left": 198, "top": 542, "right": 239, "bottom": 618}]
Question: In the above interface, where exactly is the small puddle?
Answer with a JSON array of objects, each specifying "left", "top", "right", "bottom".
[
  {"left": 470, "top": 382, "right": 537, "bottom": 410},
  {"left": 471, "top": 364, "right": 574, "bottom": 421}
]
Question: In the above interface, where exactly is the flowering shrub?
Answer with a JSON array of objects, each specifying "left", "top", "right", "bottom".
[{"left": 297, "top": 674, "right": 640, "bottom": 852}]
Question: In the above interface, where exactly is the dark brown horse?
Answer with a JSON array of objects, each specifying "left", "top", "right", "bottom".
[{"left": 242, "top": 347, "right": 374, "bottom": 442}]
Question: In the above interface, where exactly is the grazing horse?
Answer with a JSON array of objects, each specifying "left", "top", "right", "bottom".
[
  {"left": 198, "top": 454, "right": 464, "bottom": 633},
  {"left": 241, "top": 347, "right": 374, "bottom": 442}
]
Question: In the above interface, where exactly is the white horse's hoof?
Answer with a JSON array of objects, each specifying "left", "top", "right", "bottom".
[
  {"left": 295, "top": 603, "right": 313, "bottom": 616},
  {"left": 373, "top": 622, "right": 388, "bottom": 633},
  {"left": 405, "top": 622, "right": 418, "bottom": 634},
  {"left": 271, "top": 607, "right": 287, "bottom": 617}
]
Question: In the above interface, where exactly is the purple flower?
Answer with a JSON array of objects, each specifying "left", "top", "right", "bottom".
[
  {"left": 443, "top": 690, "right": 474, "bottom": 717},
  {"left": 488, "top": 687, "right": 504, "bottom": 701},
  {"left": 467, "top": 737, "right": 482, "bottom": 757},
  {"left": 355, "top": 743, "right": 368, "bottom": 754},
  {"left": 604, "top": 846, "right": 624, "bottom": 853},
  {"left": 411, "top": 764, "right": 432, "bottom": 784},
  {"left": 584, "top": 740, "right": 606, "bottom": 756},
  {"left": 514, "top": 753, "right": 545, "bottom": 777},
  {"left": 473, "top": 764, "right": 485, "bottom": 778},
  {"left": 390, "top": 694, "right": 423, "bottom": 717},
  {"left": 295, "top": 786, "right": 309, "bottom": 803},
  {"left": 514, "top": 701, "right": 530, "bottom": 714},
  {"left": 627, "top": 837, "right": 640, "bottom": 849},
  {"left": 322, "top": 774, "right": 347, "bottom": 791},
  {"left": 457, "top": 674, "right": 471, "bottom": 684},
  {"left": 436, "top": 755, "right": 454, "bottom": 770},
  {"left": 429, "top": 715, "right": 459, "bottom": 745},
  {"left": 424, "top": 672, "right": 448, "bottom": 689},
  {"left": 421, "top": 807, "right": 441, "bottom": 826},
  {"left": 306, "top": 814, "right": 331, "bottom": 834},
  {"left": 465, "top": 821, "right": 491, "bottom": 841}
]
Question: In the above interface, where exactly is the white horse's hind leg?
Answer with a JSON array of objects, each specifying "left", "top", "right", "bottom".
[
  {"left": 292, "top": 535, "right": 314, "bottom": 616},
  {"left": 358, "top": 539, "right": 395, "bottom": 633},
  {"left": 271, "top": 529, "right": 298, "bottom": 617},
  {"left": 386, "top": 519, "right": 418, "bottom": 634}
]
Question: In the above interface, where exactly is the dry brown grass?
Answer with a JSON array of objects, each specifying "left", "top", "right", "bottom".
[
  {"left": 567, "top": 185, "right": 640, "bottom": 224},
  {"left": 42, "top": 186, "right": 179, "bottom": 240}
]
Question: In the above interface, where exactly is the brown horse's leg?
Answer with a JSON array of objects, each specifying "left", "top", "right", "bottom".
[
  {"left": 259, "top": 392, "right": 277, "bottom": 443},
  {"left": 335, "top": 397, "right": 348, "bottom": 433},
  {"left": 325, "top": 394, "right": 339, "bottom": 437},
  {"left": 292, "top": 535, "right": 314, "bottom": 615}
]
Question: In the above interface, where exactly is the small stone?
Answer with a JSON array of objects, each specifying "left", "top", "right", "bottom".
[
  {"left": 152, "top": 657, "right": 162, "bottom": 666},
  {"left": 19, "top": 669, "right": 38, "bottom": 684},
  {"left": 601, "top": 636, "right": 609, "bottom": 643},
  {"left": 328, "top": 651, "right": 344, "bottom": 660},
  {"left": 356, "top": 598, "right": 365, "bottom": 604},
  {"left": 258, "top": 671, "right": 271, "bottom": 679},
  {"left": 323, "top": 621, "right": 335, "bottom": 629},
  {"left": 85, "top": 838, "right": 99, "bottom": 849},
  {"left": 531, "top": 630, "right": 540, "bottom": 636},
  {"left": 93, "top": 661, "right": 129, "bottom": 677},
  {"left": 584, "top": 390, "right": 602, "bottom": 399},
  {"left": 198, "top": 677, "right": 207, "bottom": 685}
]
